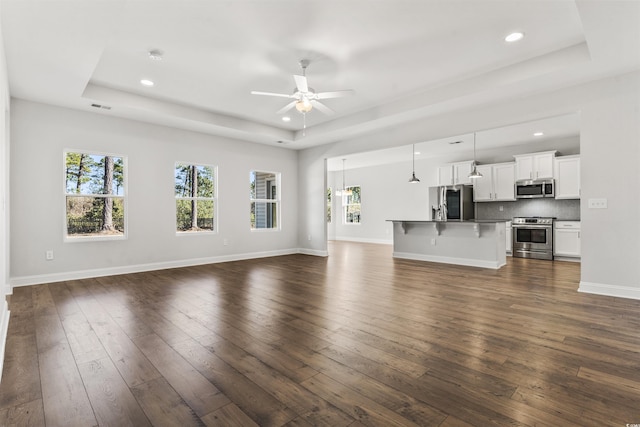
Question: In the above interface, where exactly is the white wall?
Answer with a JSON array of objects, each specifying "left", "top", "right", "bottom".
[
  {"left": 299, "top": 71, "right": 640, "bottom": 300},
  {"left": 10, "top": 99, "right": 299, "bottom": 285},
  {"left": 0, "top": 7, "right": 10, "bottom": 382},
  {"left": 579, "top": 78, "right": 640, "bottom": 297},
  {"left": 328, "top": 160, "right": 440, "bottom": 243}
]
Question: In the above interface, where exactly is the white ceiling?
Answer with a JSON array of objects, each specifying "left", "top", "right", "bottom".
[{"left": 1, "top": 0, "right": 639, "bottom": 153}]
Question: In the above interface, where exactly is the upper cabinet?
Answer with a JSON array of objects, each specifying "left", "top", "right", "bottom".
[
  {"left": 473, "top": 162, "right": 516, "bottom": 202},
  {"left": 437, "top": 160, "right": 474, "bottom": 186},
  {"left": 513, "top": 151, "right": 556, "bottom": 181},
  {"left": 554, "top": 155, "right": 581, "bottom": 199}
]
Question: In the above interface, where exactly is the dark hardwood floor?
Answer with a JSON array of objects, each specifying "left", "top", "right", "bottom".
[{"left": 1, "top": 241, "right": 639, "bottom": 426}]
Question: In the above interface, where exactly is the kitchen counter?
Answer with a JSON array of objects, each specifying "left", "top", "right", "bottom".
[{"left": 387, "top": 220, "right": 506, "bottom": 269}]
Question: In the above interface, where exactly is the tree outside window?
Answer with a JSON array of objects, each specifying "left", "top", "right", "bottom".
[
  {"left": 250, "top": 171, "right": 280, "bottom": 230},
  {"left": 343, "top": 185, "right": 361, "bottom": 224},
  {"left": 65, "top": 152, "right": 125, "bottom": 238},
  {"left": 175, "top": 163, "right": 216, "bottom": 233}
]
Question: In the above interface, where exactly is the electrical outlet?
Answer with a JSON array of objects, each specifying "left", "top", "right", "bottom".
[
  {"left": 499, "top": 205, "right": 504, "bottom": 212},
  {"left": 588, "top": 198, "right": 607, "bottom": 209},
  {"left": 45, "top": 250, "right": 54, "bottom": 260},
  {"left": 430, "top": 238, "right": 436, "bottom": 246},
  {"left": 308, "top": 234, "right": 312, "bottom": 241},
  {"left": 223, "top": 238, "right": 229, "bottom": 246}
]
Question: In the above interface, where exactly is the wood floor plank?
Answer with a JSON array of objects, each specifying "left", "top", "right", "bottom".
[
  {"left": 134, "top": 333, "right": 230, "bottom": 417},
  {"left": 199, "top": 336, "right": 355, "bottom": 426},
  {"left": 200, "top": 403, "right": 259, "bottom": 427},
  {"left": 0, "top": 399, "right": 45, "bottom": 427},
  {"left": 1, "top": 242, "right": 639, "bottom": 426},
  {"left": 130, "top": 377, "right": 204, "bottom": 427},
  {"left": 38, "top": 342, "right": 97, "bottom": 427},
  {"left": 0, "top": 333, "right": 41, "bottom": 410},
  {"left": 77, "top": 357, "right": 152, "bottom": 427},
  {"left": 300, "top": 373, "right": 421, "bottom": 427},
  {"left": 69, "top": 288, "right": 162, "bottom": 387},
  {"left": 172, "top": 338, "right": 297, "bottom": 426}
]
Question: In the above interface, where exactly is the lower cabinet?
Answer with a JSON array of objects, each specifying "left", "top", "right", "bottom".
[{"left": 554, "top": 221, "right": 581, "bottom": 258}]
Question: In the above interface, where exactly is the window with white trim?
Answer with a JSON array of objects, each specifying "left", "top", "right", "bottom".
[
  {"left": 327, "top": 187, "right": 332, "bottom": 223},
  {"left": 175, "top": 163, "right": 217, "bottom": 233},
  {"left": 65, "top": 151, "right": 126, "bottom": 239},
  {"left": 343, "top": 185, "right": 361, "bottom": 224},
  {"left": 250, "top": 171, "right": 280, "bottom": 230}
]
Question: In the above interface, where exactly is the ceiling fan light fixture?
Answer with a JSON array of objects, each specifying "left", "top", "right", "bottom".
[{"left": 295, "top": 98, "right": 313, "bottom": 113}]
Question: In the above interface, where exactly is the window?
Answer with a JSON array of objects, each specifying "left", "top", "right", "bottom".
[
  {"left": 175, "top": 163, "right": 216, "bottom": 233},
  {"left": 327, "top": 187, "right": 332, "bottom": 223},
  {"left": 65, "top": 151, "right": 125, "bottom": 239},
  {"left": 250, "top": 171, "right": 280, "bottom": 230},
  {"left": 343, "top": 185, "right": 361, "bottom": 224}
]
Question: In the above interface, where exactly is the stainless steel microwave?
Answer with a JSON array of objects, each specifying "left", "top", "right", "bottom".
[{"left": 515, "top": 179, "right": 555, "bottom": 199}]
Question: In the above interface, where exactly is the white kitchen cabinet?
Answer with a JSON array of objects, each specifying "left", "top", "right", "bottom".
[
  {"left": 554, "top": 221, "right": 581, "bottom": 257},
  {"left": 473, "top": 162, "right": 515, "bottom": 202},
  {"left": 472, "top": 165, "right": 494, "bottom": 201},
  {"left": 506, "top": 221, "right": 512, "bottom": 254},
  {"left": 514, "top": 151, "right": 556, "bottom": 180},
  {"left": 554, "top": 155, "right": 580, "bottom": 199},
  {"left": 437, "top": 161, "right": 474, "bottom": 186}
]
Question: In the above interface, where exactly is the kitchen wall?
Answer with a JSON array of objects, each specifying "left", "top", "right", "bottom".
[
  {"left": 298, "top": 71, "right": 640, "bottom": 300},
  {"left": 476, "top": 199, "right": 580, "bottom": 221},
  {"left": 10, "top": 99, "right": 299, "bottom": 286}
]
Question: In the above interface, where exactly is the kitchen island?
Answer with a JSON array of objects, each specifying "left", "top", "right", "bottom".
[{"left": 388, "top": 220, "right": 507, "bottom": 269}]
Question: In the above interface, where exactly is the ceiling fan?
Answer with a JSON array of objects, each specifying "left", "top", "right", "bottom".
[{"left": 251, "top": 59, "right": 354, "bottom": 117}]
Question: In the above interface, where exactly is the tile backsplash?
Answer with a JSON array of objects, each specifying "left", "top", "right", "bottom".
[{"left": 476, "top": 198, "right": 580, "bottom": 221}]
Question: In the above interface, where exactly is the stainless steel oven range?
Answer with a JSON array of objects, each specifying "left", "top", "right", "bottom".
[{"left": 512, "top": 217, "right": 554, "bottom": 260}]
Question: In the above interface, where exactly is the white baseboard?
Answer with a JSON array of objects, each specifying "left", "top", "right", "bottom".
[
  {"left": 297, "top": 248, "right": 329, "bottom": 257},
  {"left": 0, "top": 300, "right": 9, "bottom": 384},
  {"left": 578, "top": 281, "right": 640, "bottom": 300},
  {"left": 393, "top": 251, "right": 505, "bottom": 270},
  {"left": 10, "top": 248, "right": 325, "bottom": 288},
  {"left": 331, "top": 236, "right": 393, "bottom": 245}
]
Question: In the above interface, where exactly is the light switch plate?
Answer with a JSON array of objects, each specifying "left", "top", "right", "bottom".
[{"left": 588, "top": 198, "right": 607, "bottom": 209}]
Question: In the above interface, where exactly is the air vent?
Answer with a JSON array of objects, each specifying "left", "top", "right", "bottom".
[{"left": 90, "top": 103, "right": 112, "bottom": 110}]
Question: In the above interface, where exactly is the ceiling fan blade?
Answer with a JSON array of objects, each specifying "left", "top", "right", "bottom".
[
  {"left": 311, "top": 100, "right": 334, "bottom": 115},
  {"left": 316, "top": 90, "right": 355, "bottom": 100},
  {"left": 276, "top": 100, "right": 297, "bottom": 115},
  {"left": 293, "top": 75, "right": 308, "bottom": 93},
  {"left": 251, "top": 91, "right": 293, "bottom": 98}
]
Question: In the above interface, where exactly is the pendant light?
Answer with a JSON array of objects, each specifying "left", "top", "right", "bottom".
[
  {"left": 408, "top": 144, "right": 420, "bottom": 183},
  {"left": 337, "top": 158, "right": 352, "bottom": 196},
  {"left": 468, "top": 132, "right": 483, "bottom": 179}
]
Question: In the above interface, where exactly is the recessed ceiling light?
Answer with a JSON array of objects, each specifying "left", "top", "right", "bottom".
[
  {"left": 282, "top": 116, "right": 291, "bottom": 122},
  {"left": 148, "top": 49, "right": 163, "bottom": 61},
  {"left": 414, "top": 151, "right": 421, "bottom": 155},
  {"left": 505, "top": 32, "right": 524, "bottom": 43},
  {"left": 140, "top": 79, "right": 154, "bottom": 87},
  {"left": 533, "top": 132, "right": 544, "bottom": 136},
  {"left": 448, "top": 140, "right": 463, "bottom": 145}
]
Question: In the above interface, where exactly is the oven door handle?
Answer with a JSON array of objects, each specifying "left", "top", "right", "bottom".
[{"left": 512, "top": 224, "right": 552, "bottom": 229}]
